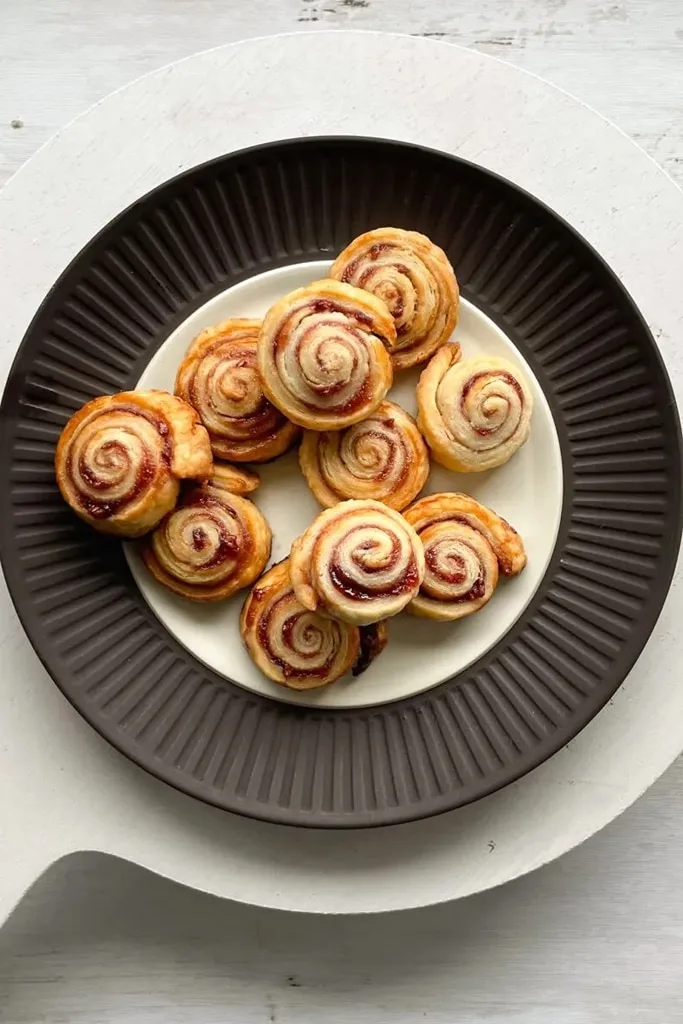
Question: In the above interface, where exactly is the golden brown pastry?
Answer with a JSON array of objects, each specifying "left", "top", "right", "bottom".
[
  {"left": 330, "top": 227, "right": 459, "bottom": 371},
  {"left": 403, "top": 493, "right": 527, "bottom": 621},
  {"left": 202, "top": 461, "right": 260, "bottom": 495},
  {"left": 299, "top": 400, "right": 429, "bottom": 511},
  {"left": 417, "top": 350, "right": 533, "bottom": 472},
  {"left": 257, "top": 279, "right": 396, "bottom": 430},
  {"left": 141, "top": 463, "right": 271, "bottom": 602},
  {"left": 175, "top": 318, "right": 300, "bottom": 462},
  {"left": 289, "top": 499, "right": 425, "bottom": 626},
  {"left": 240, "top": 560, "right": 388, "bottom": 690},
  {"left": 55, "top": 390, "right": 212, "bottom": 537}
]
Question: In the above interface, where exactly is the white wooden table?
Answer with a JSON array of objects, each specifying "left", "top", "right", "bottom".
[{"left": 1, "top": 3, "right": 683, "bottom": 1021}]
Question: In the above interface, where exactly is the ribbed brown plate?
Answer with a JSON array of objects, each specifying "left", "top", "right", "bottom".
[{"left": 1, "top": 138, "right": 681, "bottom": 827}]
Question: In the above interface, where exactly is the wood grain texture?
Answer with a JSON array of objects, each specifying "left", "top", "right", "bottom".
[
  {"left": 1, "top": 0, "right": 682, "bottom": 189},
  {"left": 1, "top": 2, "right": 683, "bottom": 1021},
  {"left": 2, "top": 759, "right": 683, "bottom": 1023}
]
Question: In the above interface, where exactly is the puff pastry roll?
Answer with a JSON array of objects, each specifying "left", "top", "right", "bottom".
[
  {"left": 141, "top": 463, "right": 271, "bottom": 602},
  {"left": 240, "top": 560, "right": 388, "bottom": 690},
  {"left": 175, "top": 318, "right": 300, "bottom": 463},
  {"left": 330, "top": 227, "right": 459, "bottom": 371},
  {"left": 289, "top": 499, "right": 425, "bottom": 626},
  {"left": 403, "top": 492, "right": 526, "bottom": 621},
  {"left": 55, "top": 389, "right": 212, "bottom": 537},
  {"left": 417, "top": 350, "right": 533, "bottom": 472},
  {"left": 299, "top": 400, "right": 429, "bottom": 511},
  {"left": 257, "top": 279, "right": 395, "bottom": 430}
]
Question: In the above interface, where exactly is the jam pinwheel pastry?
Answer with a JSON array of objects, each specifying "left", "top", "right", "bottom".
[
  {"left": 240, "top": 559, "right": 388, "bottom": 690},
  {"left": 175, "top": 318, "right": 300, "bottom": 463},
  {"left": 55, "top": 389, "right": 212, "bottom": 537},
  {"left": 257, "top": 279, "right": 396, "bottom": 430},
  {"left": 141, "top": 463, "right": 271, "bottom": 602},
  {"left": 330, "top": 227, "right": 459, "bottom": 371},
  {"left": 299, "top": 400, "right": 429, "bottom": 511},
  {"left": 403, "top": 492, "right": 526, "bottom": 621},
  {"left": 289, "top": 499, "right": 425, "bottom": 626},
  {"left": 417, "top": 350, "right": 533, "bottom": 472}
]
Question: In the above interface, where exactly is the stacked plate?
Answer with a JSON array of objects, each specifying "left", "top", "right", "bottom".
[
  {"left": 3, "top": 133, "right": 680, "bottom": 828},
  {"left": 1, "top": 32, "right": 682, "bottom": 915}
]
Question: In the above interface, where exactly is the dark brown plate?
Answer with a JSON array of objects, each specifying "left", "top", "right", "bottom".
[{"left": 1, "top": 137, "right": 680, "bottom": 827}]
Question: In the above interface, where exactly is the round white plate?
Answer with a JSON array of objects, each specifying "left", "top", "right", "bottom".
[
  {"left": 0, "top": 31, "right": 681, "bottom": 919},
  {"left": 127, "top": 260, "right": 561, "bottom": 708}
]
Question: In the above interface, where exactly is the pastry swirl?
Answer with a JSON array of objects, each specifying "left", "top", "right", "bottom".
[
  {"left": 240, "top": 560, "right": 388, "bottom": 690},
  {"left": 257, "top": 279, "right": 396, "bottom": 430},
  {"left": 175, "top": 318, "right": 300, "bottom": 463},
  {"left": 404, "top": 493, "right": 527, "bottom": 621},
  {"left": 55, "top": 389, "right": 212, "bottom": 537},
  {"left": 417, "top": 350, "right": 533, "bottom": 472},
  {"left": 141, "top": 463, "right": 271, "bottom": 602},
  {"left": 289, "top": 499, "right": 425, "bottom": 626},
  {"left": 203, "top": 461, "right": 260, "bottom": 496},
  {"left": 330, "top": 228, "right": 459, "bottom": 371},
  {"left": 299, "top": 400, "right": 429, "bottom": 511}
]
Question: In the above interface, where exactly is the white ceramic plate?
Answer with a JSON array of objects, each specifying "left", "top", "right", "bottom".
[{"left": 127, "top": 260, "right": 562, "bottom": 708}]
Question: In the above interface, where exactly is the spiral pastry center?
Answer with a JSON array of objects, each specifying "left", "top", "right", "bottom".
[
  {"left": 85, "top": 436, "right": 134, "bottom": 486},
  {"left": 213, "top": 360, "right": 262, "bottom": 417},
  {"left": 287, "top": 312, "right": 366, "bottom": 401},
  {"left": 335, "top": 524, "right": 415, "bottom": 597},
  {"left": 300, "top": 400, "right": 429, "bottom": 512},
  {"left": 175, "top": 324, "right": 300, "bottom": 463},
  {"left": 403, "top": 494, "right": 527, "bottom": 621},
  {"left": 71, "top": 411, "right": 166, "bottom": 517},
  {"left": 330, "top": 229, "right": 459, "bottom": 371},
  {"left": 370, "top": 268, "right": 417, "bottom": 333},
  {"left": 343, "top": 248, "right": 431, "bottom": 338},
  {"left": 153, "top": 497, "right": 243, "bottom": 585},
  {"left": 192, "top": 348, "right": 273, "bottom": 431},
  {"left": 337, "top": 236, "right": 452, "bottom": 357},
  {"left": 259, "top": 280, "right": 396, "bottom": 429},
  {"left": 441, "top": 370, "right": 525, "bottom": 453},
  {"left": 460, "top": 372, "right": 523, "bottom": 444},
  {"left": 260, "top": 593, "right": 343, "bottom": 680},
  {"left": 345, "top": 428, "right": 394, "bottom": 477},
  {"left": 421, "top": 525, "right": 488, "bottom": 603},
  {"left": 290, "top": 500, "right": 425, "bottom": 626}
]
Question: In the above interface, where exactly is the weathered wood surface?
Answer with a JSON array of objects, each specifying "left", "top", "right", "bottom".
[{"left": 1, "top": 0, "right": 682, "bottom": 189}]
